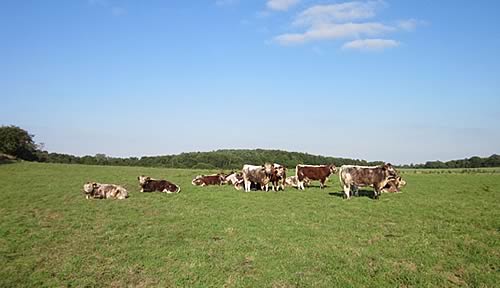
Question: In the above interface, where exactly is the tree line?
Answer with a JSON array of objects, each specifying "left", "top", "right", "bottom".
[{"left": 1, "top": 125, "right": 499, "bottom": 169}]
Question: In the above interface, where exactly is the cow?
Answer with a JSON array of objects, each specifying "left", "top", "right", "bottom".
[
  {"left": 191, "top": 174, "right": 226, "bottom": 186},
  {"left": 338, "top": 163, "right": 398, "bottom": 199},
  {"left": 83, "top": 182, "right": 128, "bottom": 200},
  {"left": 137, "top": 175, "right": 181, "bottom": 193},
  {"left": 381, "top": 176, "right": 406, "bottom": 193},
  {"left": 270, "top": 163, "right": 286, "bottom": 191},
  {"left": 285, "top": 176, "right": 311, "bottom": 188},
  {"left": 225, "top": 172, "right": 242, "bottom": 185},
  {"left": 241, "top": 163, "right": 274, "bottom": 192},
  {"left": 295, "top": 164, "right": 336, "bottom": 190}
]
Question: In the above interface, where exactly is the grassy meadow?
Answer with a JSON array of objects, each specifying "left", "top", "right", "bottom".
[{"left": 0, "top": 162, "right": 499, "bottom": 287}]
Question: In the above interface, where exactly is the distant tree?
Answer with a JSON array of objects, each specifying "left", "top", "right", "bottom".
[{"left": 0, "top": 125, "right": 38, "bottom": 160}]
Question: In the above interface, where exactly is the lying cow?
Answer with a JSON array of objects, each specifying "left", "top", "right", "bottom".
[
  {"left": 285, "top": 176, "right": 311, "bottom": 188},
  {"left": 138, "top": 175, "right": 181, "bottom": 193},
  {"left": 296, "top": 164, "right": 336, "bottom": 190},
  {"left": 381, "top": 176, "right": 406, "bottom": 193},
  {"left": 83, "top": 182, "right": 128, "bottom": 200},
  {"left": 225, "top": 172, "right": 242, "bottom": 185},
  {"left": 270, "top": 163, "right": 286, "bottom": 191},
  {"left": 191, "top": 174, "right": 226, "bottom": 186},
  {"left": 338, "top": 163, "right": 398, "bottom": 199},
  {"left": 242, "top": 163, "right": 273, "bottom": 192}
]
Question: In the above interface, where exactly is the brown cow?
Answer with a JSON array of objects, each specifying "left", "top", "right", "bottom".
[
  {"left": 296, "top": 164, "right": 336, "bottom": 190},
  {"left": 270, "top": 163, "right": 286, "bottom": 191},
  {"left": 138, "top": 175, "right": 181, "bottom": 193},
  {"left": 191, "top": 174, "right": 226, "bottom": 186},
  {"left": 338, "top": 163, "right": 398, "bottom": 199}
]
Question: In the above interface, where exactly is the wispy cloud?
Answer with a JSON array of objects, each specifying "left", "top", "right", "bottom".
[
  {"left": 272, "top": 0, "right": 421, "bottom": 50},
  {"left": 267, "top": 0, "right": 300, "bottom": 11},
  {"left": 275, "top": 22, "right": 394, "bottom": 45},
  {"left": 342, "top": 38, "right": 399, "bottom": 51},
  {"left": 293, "top": 0, "right": 384, "bottom": 26},
  {"left": 397, "top": 19, "right": 427, "bottom": 31}
]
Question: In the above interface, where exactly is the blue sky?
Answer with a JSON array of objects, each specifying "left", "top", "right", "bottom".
[{"left": 1, "top": 0, "right": 499, "bottom": 164}]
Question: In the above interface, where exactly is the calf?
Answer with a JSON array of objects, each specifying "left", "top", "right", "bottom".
[
  {"left": 338, "top": 163, "right": 398, "bottom": 199},
  {"left": 241, "top": 163, "right": 273, "bottom": 192},
  {"left": 296, "top": 164, "right": 336, "bottom": 190},
  {"left": 138, "top": 175, "right": 181, "bottom": 193},
  {"left": 83, "top": 182, "right": 128, "bottom": 200},
  {"left": 191, "top": 174, "right": 226, "bottom": 186}
]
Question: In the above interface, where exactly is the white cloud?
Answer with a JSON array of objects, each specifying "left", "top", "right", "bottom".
[
  {"left": 275, "top": 22, "right": 394, "bottom": 45},
  {"left": 342, "top": 38, "right": 400, "bottom": 50},
  {"left": 267, "top": 0, "right": 300, "bottom": 11},
  {"left": 397, "top": 19, "right": 427, "bottom": 31},
  {"left": 294, "top": 1, "right": 385, "bottom": 26},
  {"left": 271, "top": 0, "right": 422, "bottom": 50}
]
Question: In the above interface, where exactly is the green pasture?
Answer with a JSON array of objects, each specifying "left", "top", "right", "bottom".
[{"left": 0, "top": 162, "right": 498, "bottom": 287}]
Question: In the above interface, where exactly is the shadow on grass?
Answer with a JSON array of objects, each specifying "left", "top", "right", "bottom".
[{"left": 328, "top": 189, "right": 377, "bottom": 199}]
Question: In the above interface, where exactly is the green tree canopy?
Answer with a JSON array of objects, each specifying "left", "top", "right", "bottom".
[{"left": 0, "top": 125, "right": 38, "bottom": 160}]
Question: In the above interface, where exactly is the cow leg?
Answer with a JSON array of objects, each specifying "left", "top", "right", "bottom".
[
  {"left": 353, "top": 185, "right": 359, "bottom": 197},
  {"left": 140, "top": 188, "right": 144, "bottom": 192},
  {"left": 244, "top": 180, "right": 250, "bottom": 192},
  {"left": 373, "top": 186, "right": 380, "bottom": 199},
  {"left": 343, "top": 184, "right": 350, "bottom": 199}
]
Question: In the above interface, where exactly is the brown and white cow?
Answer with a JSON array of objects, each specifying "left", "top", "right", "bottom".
[
  {"left": 191, "top": 174, "right": 226, "bottom": 186},
  {"left": 225, "top": 172, "right": 242, "bottom": 185},
  {"left": 381, "top": 176, "right": 406, "bottom": 193},
  {"left": 138, "top": 175, "right": 181, "bottom": 193},
  {"left": 242, "top": 163, "right": 274, "bottom": 192},
  {"left": 295, "top": 164, "right": 336, "bottom": 190},
  {"left": 83, "top": 182, "right": 128, "bottom": 200},
  {"left": 285, "top": 176, "right": 311, "bottom": 188},
  {"left": 338, "top": 163, "right": 398, "bottom": 199},
  {"left": 270, "top": 163, "right": 286, "bottom": 191}
]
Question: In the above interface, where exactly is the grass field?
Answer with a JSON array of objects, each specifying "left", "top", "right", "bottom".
[{"left": 1, "top": 162, "right": 499, "bottom": 287}]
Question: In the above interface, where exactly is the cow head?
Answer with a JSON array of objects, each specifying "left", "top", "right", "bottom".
[
  {"left": 382, "top": 163, "right": 398, "bottom": 177},
  {"left": 264, "top": 163, "right": 274, "bottom": 175},
  {"left": 329, "top": 164, "right": 337, "bottom": 174},
  {"left": 396, "top": 176, "right": 407, "bottom": 189},
  {"left": 137, "top": 175, "right": 151, "bottom": 185},
  {"left": 191, "top": 177, "right": 204, "bottom": 186},
  {"left": 273, "top": 164, "right": 286, "bottom": 178},
  {"left": 83, "top": 182, "right": 98, "bottom": 194}
]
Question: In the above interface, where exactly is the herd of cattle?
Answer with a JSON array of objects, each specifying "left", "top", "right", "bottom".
[{"left": 82, "top": 163, "right": 406, "bottom": 200}]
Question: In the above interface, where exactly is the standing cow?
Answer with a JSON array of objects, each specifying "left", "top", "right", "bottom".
[
  {"left": 295, "top": 164, "right": 336, "bottom": 190},
  {"left": 338, "top": 163, "right": 398, "bottom": 199},
  {"left": 270, "top": 163, "right": 286, "bottom": 191},
  {"left": 241, "top": 163, "right": 274, "bottom": 192}
]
